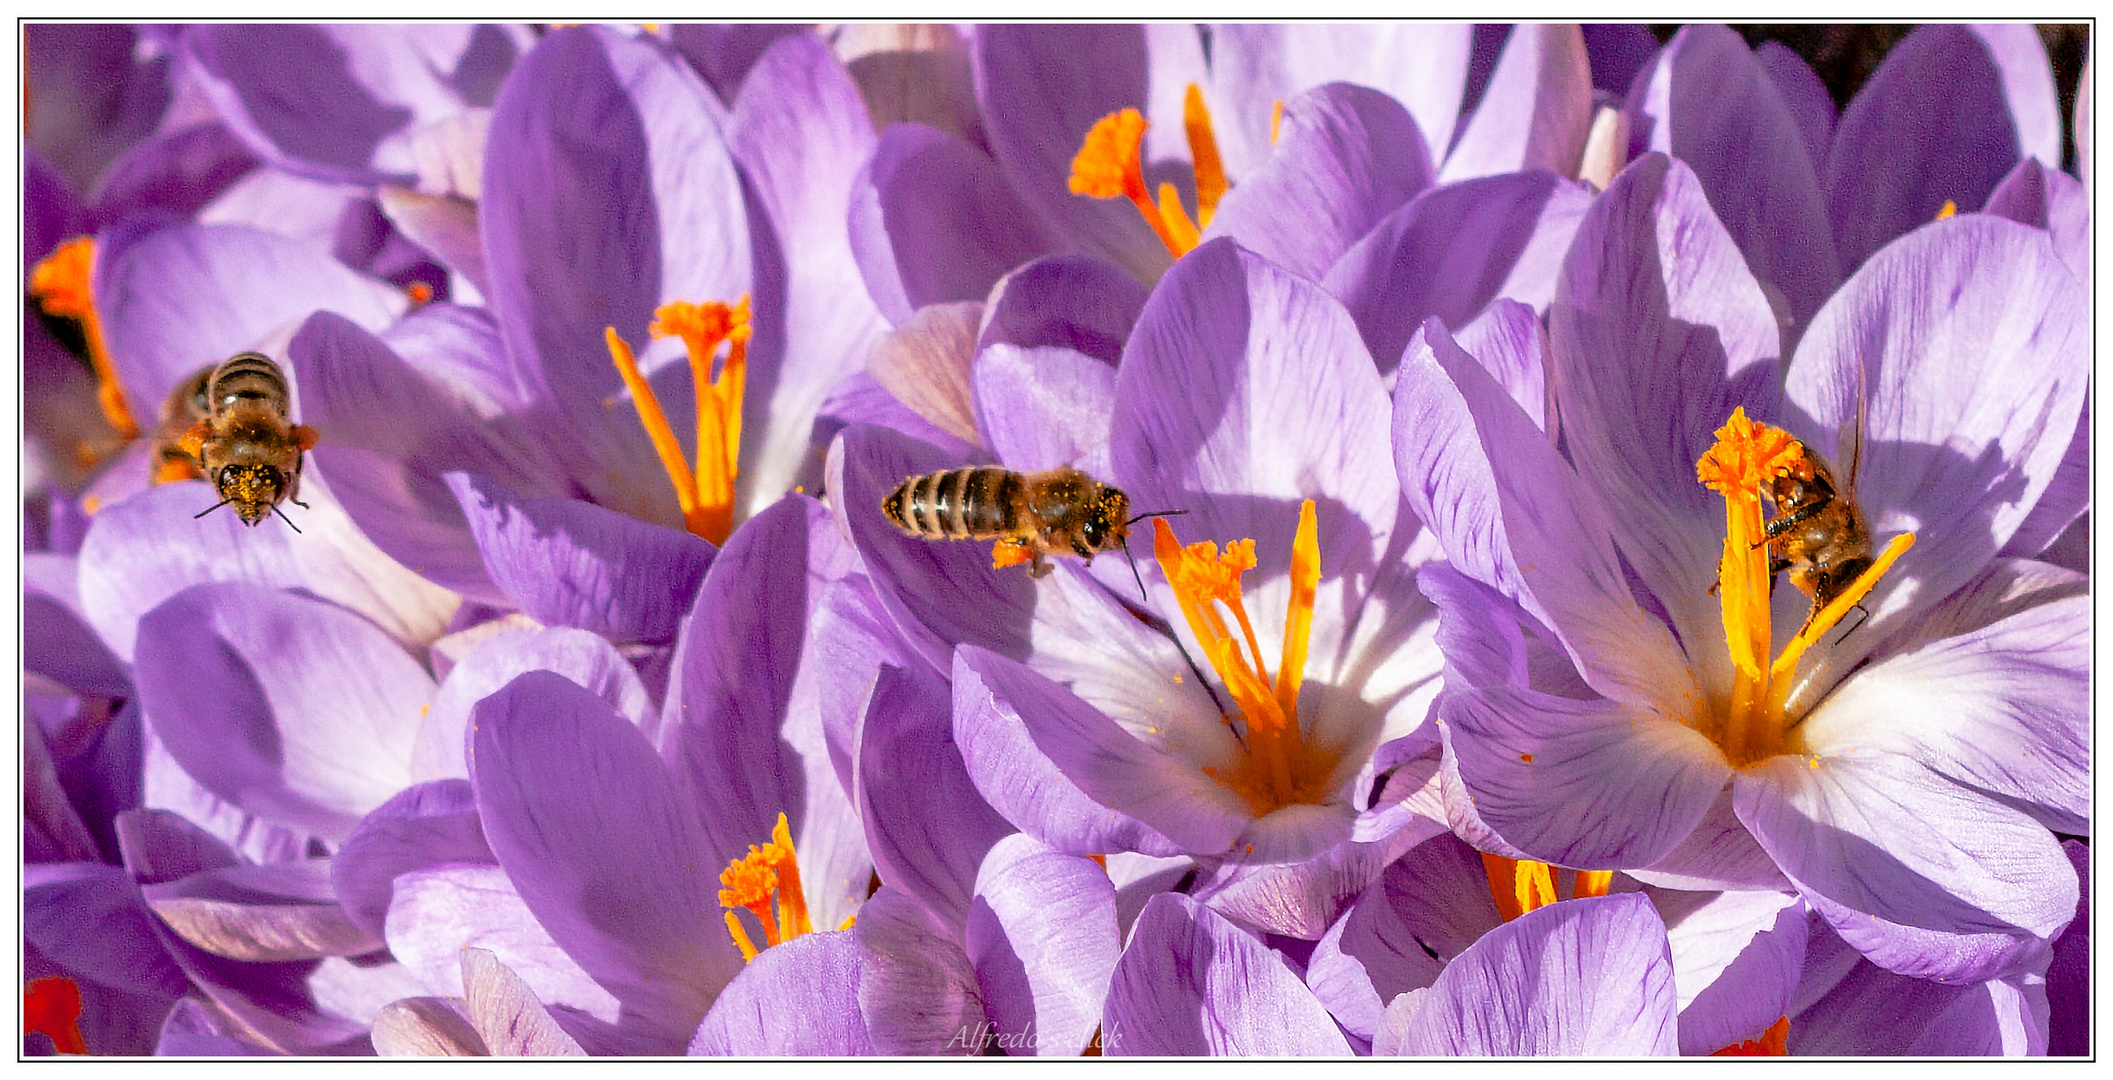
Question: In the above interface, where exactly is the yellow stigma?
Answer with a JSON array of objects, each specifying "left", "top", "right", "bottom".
[
  {"left": 1151, "top": 501, "right": 1328, "bottom": 816},
  {"left": 1067, "top": 83, "right": 1231, "bottom": 258},
  {"left": 29, "top": 237, "right": 139, "bottom": 439},
  {"left": 1479, "top": 855, "right": 1614, "bottom": 922},
  {"left": 1695, "top": 408, "right": 1916, "bottom": 765},
  {"left": 717, "top": 812, "right": 814, "bottom": 963},
  {"left": 604, "top": 296, "right": 750, "bottom": 545}
]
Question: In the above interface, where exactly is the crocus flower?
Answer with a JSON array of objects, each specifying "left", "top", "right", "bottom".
[
  {"left": 1398, "top": 152, "right": 2085, "bottom": 987},
  {"left": 831, "top": 237, "right": 1448, "bottom": 942}
]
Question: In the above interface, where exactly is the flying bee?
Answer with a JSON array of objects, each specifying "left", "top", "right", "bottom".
[
  {"left": 154, "top": 351, "right": 318, "bottom": 531},
  {"left": 881, "top": 465, "right": 1183, "bottom": 598}
]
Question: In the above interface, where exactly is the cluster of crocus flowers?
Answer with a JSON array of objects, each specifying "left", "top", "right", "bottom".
[{"left": 20, "top": 20, "right": 2089, "bottom": 1060}]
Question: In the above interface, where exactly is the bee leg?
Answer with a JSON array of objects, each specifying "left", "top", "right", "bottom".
[
  {"left": 1027, "top": 552, "right": 1052, "bottom": 579},
  {"left": 1755, "top": 503, "right": 1824, "bottom": 546}
]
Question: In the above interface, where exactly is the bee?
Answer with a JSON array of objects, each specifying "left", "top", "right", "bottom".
[
  {"left": 1758, "top": 376, "right": 1873, "bottom": 632},
  {"left": 154, "top": 352, "right": 318, "bottom": 531},
  {"left": 881, "top": 465, "right": 1182, "bottom": 597}
]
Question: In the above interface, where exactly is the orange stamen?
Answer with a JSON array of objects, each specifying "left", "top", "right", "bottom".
[
  {"left": 1181, "top": 83, "right": 1226, "bottom": 227},
  {"left": 604, "top": 295, "right": 751, "bottom": 545},
  {"left": 1151, "top": 504, "right": 1323, "bottom": 815},
  {"left": 717, "top": 812, "right": 815, "bottom": 962},
  {"left": 29, "top": 237, "right": 139, "bottom": 439},
  {"left": 1712, "top": 1016, "right": 1791, "bottom": 1056},
  {"left": 24, "top": 976, "right": 88, "bottom": 1054}
]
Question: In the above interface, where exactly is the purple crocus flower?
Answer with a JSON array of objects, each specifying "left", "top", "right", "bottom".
[
  {"left": 830, "top": 237, "right": 1450, "bottom": 942},
  {"left": 1397, "top": 152, "right": 2084, "bottom": 989}
]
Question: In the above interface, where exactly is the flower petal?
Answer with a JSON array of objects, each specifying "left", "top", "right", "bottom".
[
  {"left": 1582, "top": 24, "right": 1660, "bottom": 95},
  {"left": 964, "top": 834, "right": 1120, "bottom": 1057},
  {"left": 1645, "top": 887, "right": 1806, "bottom": 1055},
  {"left": 2047, "top": 839, "right": 2087, "bottom": 1056},
  {"left": 370, "top": 997, "right": 487, "bottom": 1057},
  {"left": 976, "top": 253, "right": 1147, "bottom": 364},
  {"left": 446, "top": 471, "right": 716, "bottom": 647},
  {"left": 1824, "top": 24, "right": 2058, "bottom": 273},
  {"left": 1326, "top": 170, "right": 1590, "bottom": 375},
  {"left": 667, "top": 24, "right": 809, "bottom": 103},
  {"left": 468, "top": 670, "right": 739, "bottom": 1053},
  {"left": 1441, "top": 25, "right": 1592, "bottom": 183},
  {"left": 143, "top": 857, "right": 381, "bottom": 962},
  {"left": 1752, "top": 42, "right": 1836, "bottom": 172},
  {"left": 1304, "top": 833, "right": 1490, "bottom": 1041},
  {"left": 865, "top": 300, "right": 984, "bottom": 446},
  {"left": 481, "top": 25, "right": 748, "bottom": 525},
  {"left": 1383, "top": 893, "right": 1678, "bottom": 1056},
  {"left": 1103, "top": 892, "right": 1351, "bottom": 1056},
  {"left": 971, "top": 24, "right": 1205, "bottom": 282},
  {"left": 133, "top": 583, "right": 431, "bottom": 841},
  {"left": 1207, "top": 24, "right": 1473, "bottom": 181},
  {"left": 971, "top": 343, "right": 1117, "bottom": 476},
  {"left": 461, "top": 947, "right": 588, "bottom": 1057},
  {"left": 1546, "top": 152, "right": 1781, "bottom": 673},
  {"left": 1203, "top": 82, "right": 1433, "bottom": 282},
  {"left": 1630, "top": 25, "right": 1841, "bottom": 337},
  {"left": 849, "top": 123, "right": 1054, "bottom": 324},
  {"left": 1735, "top": 751, "right": 2074, "bottom": 983},
  {"left": 93, "top": 218, "right": 405, "bottom": 412},
  {"left": 727, "top": 33, "right": 892, "bottom": 516},
  {"left": 89, "top": 120, "right": 261, "bottom": 225},
  {"left": 416, "top": 626, "right": 653, "bottom": 783},
  {"left": 854, "top": 888, "right": 986, "bottom": 1056},
  {"left": 688, "top": 930, "right": 872, "bottom": 1055},
  {"left": 1443, "top": 682, "right": 1729, "bottom": 869},
  {"left": 952, "top": 645, "right": 1241, "bottom": 859},
  {"left": 1779, "top": 214, "right": 2087, "bottom": 665},
  {"left": 331, "top": 779, "right": 494, "bottom": 941},
  {"left": 858, "top": 665, "right": 1016, "bottom": 931},
  {"left": 1789, "top": 923, "right": 2049, "bottom": 1055}
]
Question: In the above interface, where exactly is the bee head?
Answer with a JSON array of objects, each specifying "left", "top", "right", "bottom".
[
  {"left": 214, "top": 463, "right": 286, "bottom": 527},
  {"left": 1079, "top": 486, "right": 1132, "bottom": 552}
]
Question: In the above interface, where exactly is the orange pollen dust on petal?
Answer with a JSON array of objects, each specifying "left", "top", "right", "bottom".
[
  {"left": 28, "top": 236, "right": 139, "bottom": 440},
  {"left": 1067, "top": 83, "right": 1231, "bottom": 258},
  {"left": 717, "top": 812, "right": 816, "bottom": 963},
  {"left": 1151, "top": 501, "right": 1325, "bottom": 818},
  {"left": 1695, "top": 408, "right": 1915, "bottom": 767},
  {"left": 603, "top": 295, "right": 751, "bottom": 545}
]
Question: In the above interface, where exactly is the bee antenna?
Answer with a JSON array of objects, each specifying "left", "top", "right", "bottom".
[
  {"left": 1123, "top": 508, "right": 1189, "bottom": 527},
  {"left": 1121, "top": 536, "right": 1149, "bottom": 601},
  {"left": 193, "top": 499, "right": 231, "bottom": 520},
  {"left": 271, "top": 504, "right": 304, "bottom": 534}
]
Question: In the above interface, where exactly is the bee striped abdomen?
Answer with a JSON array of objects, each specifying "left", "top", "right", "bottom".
[
  {"left": 208, "top": 352, "right": 290, "bottom": 412},
  {"left": 883, "top": 467, "right": 1023, "bottom": 540}
]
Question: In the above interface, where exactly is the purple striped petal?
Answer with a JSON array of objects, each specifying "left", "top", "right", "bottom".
[
  {"left": 727, "top": 33, "right": 891, "bottom": 514},
  {"left": 1984, "top": 155, "right": 2090, "bottom": 288},
  {"left": 1735, "top": 751, "right": 2074, "bottom": 983},
  {"left": 93, "top": 218, "right": 404, "bottom": 412},
  {"left": 1790, "top": 924, "right": 2048, "bottom": 1055},
  {"left": 1547, "top": 152, "right": 1781, "bottom": 675},
  {"left": 481, "top": 26, "right": 749, "bottom": 525},
  {"left": 1327, "top": 170, "right": 1589, "bottom": 375},
  {"left": 1630, "top": 25, "right": 1841, "bottom": 337},
  {"left": 415, "top": 626, "right": 652, "bottom": 783},
  {"left": 1441, "top": 25, "right": 1592, "bottom": 183},
  {"left": 446, "top": 471, "right": 715, "bottom": 647},
  {"left": 689, "top": 930, "right": 872, "bottom": 1055},
  {"left": 1382, "top": 893, "right": 1677, "bottom": 1056},
  {"left": 971, "top": 25, "right": 1205, "bottom": 282},
  {"left": 370, "top": 997, "right": 485, "bottom": 1057},
  {"left": 1582, "top": 24, "right": 1659, "bottom": 96},
  {"left": 971, "top": 343, "right": 1117, "bottom": 476},
  {"left": 461, "top": 948, "right": 587, "bottom": 1057},
  {"left": 952, "top": 645, "right": 1240, "bottom": 859},
  {"left": 1647, "top": 887, "right": 1806, "bottom": 1055},
  {"left": 1207, "top": 25, "right": 1472, "bottom": 181},
  {"left": 858, "top": 665, "right": 1015, "bottom": 931},
  {"left": 853, "top": 888, "right": 986, "bottom": 1056},
  {"left": 865, "top": 301, "right": 984, "bottom": 446},
  {"left": 133, "top": 583, "right": 432, "bottom": 842},
  {"left": 1305, "top": 833, "right": 1489, "bottom": 1041},
  {"left": 1628, "top": 785, "right": 1792, "bottom": 893},
  {"left": 2047, "top": 839, "right": 2087, "bottom": 1056},
  {"left": 668, "top": 24, "right": 809, "bottom": 103},
  {"left": 143, "top": 857, "right": 381, "bottom": 962},
  {"left": 849, "top": 123, "right": 1054, "bottom": 324},
  {"left": 1778, "top": 215, "right": 2086, "bottom": 680},
  {"left": 88, "top": 120, "right": 260, "bottom": 224},
  {"left": 1752, "top": 42, "right": 1835, "bottom": 171},
  {"left": 331, "top": 780, "right": 494, "bottom": 942},
  {"left": 965, "top": 834, "right": 1119, "bottom": 1057},
  {"left": 469, "top": 670, "right": 740, "bottom": 1053},
  {"left": 1203, "top": 82, "right": 1433, "bottom": 281},
  {"left": 976, "top": 253, "right": 1147, "bottom": 365},
  {"left": 1104, "top": 892, "right": 1351, "bottom": 1056},
  {"left": 1824, "top": 24, "right": 2057, "bottom": 273}
]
